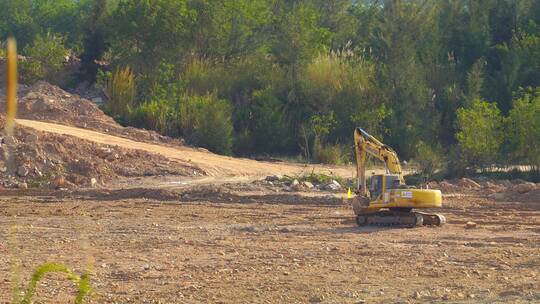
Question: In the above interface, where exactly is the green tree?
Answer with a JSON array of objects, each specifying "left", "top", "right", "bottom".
[
  {"left": 456, "top": 99, "right": 504, "bottom": 169},
  {"left": 20, "top": 33, "right": 68, "bottom": 84},
  {"left": 507, "top": 89, "right": 540, "bottom": 171}
]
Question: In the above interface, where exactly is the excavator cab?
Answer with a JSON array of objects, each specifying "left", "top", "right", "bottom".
[{"left": 368, "top": 174, "right": 401, "bottom": 200}]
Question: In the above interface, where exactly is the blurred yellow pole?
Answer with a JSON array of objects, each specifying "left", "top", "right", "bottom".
[{"left": 5, "top": 37, "right": 17, "bottom": 135}]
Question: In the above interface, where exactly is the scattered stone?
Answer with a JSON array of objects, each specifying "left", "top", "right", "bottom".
[
  {"left": 292, "top": 183, "right": 304, "bottom": 191},
  {"left": 324, "top": 180, "right": 342, "bottom": 191},
  {"left": 91, "top": 97, "right": 103, "bottom": 104},
  {"left": 413, "top": 291, "right": 422, "bottom": 299},
  {"left": 17, "top": 166, "right": 29, "bottom": 177},
  {"left": 302, "top": 181, "right": 314, "bottom": 189},
  {"left": 458, "top": 178, "right": 481, "bottom": 189},
  {"left": 2, "top": 136, "right": 17, "bottom": 146},
  {"left": 265, "top": 175, "right": 280, "bottom": 182},
  {"left": 17, "top": 182, "right": 28, "bottom": 189},
  {"left": 25, "top": 134, "right": 39, "bottom": 143},
  {"left": 90, "top": 178, "right": 98, "bottom": 188},
  {"left": 514, "top": 182, "right": 536, "bottom": 194},
  {"left": 309, "top": 295, "right": 324, "bottom": 303},
  {"left": 50, "top": 175, "right": 67, "bottom": 189},
  {"left": 465, "top": 221, "right": 477, "bottom": 229}
]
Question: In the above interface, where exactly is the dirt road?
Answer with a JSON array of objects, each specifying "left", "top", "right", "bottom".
[{"left": 16, "top": 119, "right": 353, "bottom": 180}]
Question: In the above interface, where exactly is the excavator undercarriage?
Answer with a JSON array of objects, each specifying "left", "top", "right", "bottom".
[{"left": 355, "top": 209, "right": 446, "bottom": 228}]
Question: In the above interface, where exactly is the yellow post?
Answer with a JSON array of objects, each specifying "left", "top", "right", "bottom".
[{"left": 5, "top": 37, "right": 17, "bottom": 135}]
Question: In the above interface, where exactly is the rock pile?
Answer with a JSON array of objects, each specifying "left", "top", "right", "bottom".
[{"left": 263, "top": 175, "right": 345, "bottom": 192}]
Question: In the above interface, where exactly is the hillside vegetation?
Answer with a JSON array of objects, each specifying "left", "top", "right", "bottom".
[{"left": 1, "top": 0, "right": 539, "bottom": 178}]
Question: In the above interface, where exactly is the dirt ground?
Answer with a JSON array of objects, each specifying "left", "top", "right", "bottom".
[
  {"left": 0, "top": 185, "right": 538, "bottom": 304},
  {"left": 0, "top": 100, "right": 538, "bottom": 303}
]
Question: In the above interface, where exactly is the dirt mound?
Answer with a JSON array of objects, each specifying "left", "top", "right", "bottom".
[
  {"left": 0, "top": 114, "right": 203, "bottom": 189},
  {"left": 0, "top": 81, "right": 179, "bottom": 145},
  {"left": 428, "top": 178, "right": 539, "bottom": 204}
]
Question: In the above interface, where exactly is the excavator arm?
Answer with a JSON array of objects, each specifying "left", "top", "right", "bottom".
[{"left": 354, "top": 127, "right": 404, "bottom": 196}]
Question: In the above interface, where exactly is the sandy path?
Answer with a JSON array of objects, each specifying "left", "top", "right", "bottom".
[{"left": 16, "top": 119, "right": 354, "bottom": 179}]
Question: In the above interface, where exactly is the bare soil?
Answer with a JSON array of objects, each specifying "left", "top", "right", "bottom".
[
  {"left": 0, "top": 186, "right": 538, "bottom": 304},
  {"left": 0, "top": 115, "right": 538, "bottom": 303}
]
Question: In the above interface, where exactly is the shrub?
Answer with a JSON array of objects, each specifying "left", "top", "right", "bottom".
[
  {"left": 413, "top": 141, "right": 445, "bottom": 180},
  {"left": 179, "top": 94, "right": 233, "bottom": 155},
  {"left": 130, "top": 100, "right": 172, "bottom": 134},
  {"left": 507, "top": 90, "right": 540, "bottom": 171},
  {"left": 312, "top": 138, "right": 347, "bottom": 165},
  {"left": 456, "top": 99, "right": 503, "bottom": 170},
  {"left": 19, "top": 33, "right": 68, "bottom": 84},
  {"left": 105, "top": 66, "right": 136, "bottom": 120}
]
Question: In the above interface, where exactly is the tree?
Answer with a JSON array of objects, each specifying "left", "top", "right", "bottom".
[
  {"left": 507, "top": 89, "right": 540, "bottom": 171},
  {"left": 20, "top": 33, "right": 68, "bottom": 84},
  {"left": 456, "top": 99, "right": 504, "bottom": 169}
]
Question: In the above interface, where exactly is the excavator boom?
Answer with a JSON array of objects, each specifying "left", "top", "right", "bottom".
[{"left": 354, "top": 127, "right": 404, "bottom": 195}]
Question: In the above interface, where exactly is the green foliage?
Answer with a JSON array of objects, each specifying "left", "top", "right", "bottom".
[
  {"left": 413, "top": 141, "right": 445, "bottom": 179},
  {"left": 456, "top": 99, "right": 504, "bottom": 169},
  {"left": 13, "top": 263, "right": 91, "bottom": 304},
  {"left": 179, "top": 94, "right": 233, "bottom": 155},
  {"left": 4, "top": 0, "right": 540, "bottom": 174},
  {"left": 105, "top": 66, "right": 136, "bottom": 120},
  {"left": 507, "top": 89, "right": 540, "bottom": 170},
  {"left": 19, "top": 33, "right": 68, "bottom": 84},
  {"left": 312, "top": 139, "right": 347, "bottom": 165}
]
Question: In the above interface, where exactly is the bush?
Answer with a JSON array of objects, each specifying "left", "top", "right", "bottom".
[
  {"left": 312, "top": 138, "right": 347, "bottom": 165},
  {"left": 105, "top": 66, "right": 136, "bottom": 120},
  {"left": 507, "top": 90, "right": 540, "bottom": 171},
  {"left": 179, "top": 94, "right": 233, "bottom": 155},
  {"left": 413, "top": 141, "right": 445, "bottom": 180},
  {"left": 19, "top": 33, "right": 68, "bottom": 84},
  {"left": 456, "top": 99, "right": 503, "bottom": 170},
  {"left": 130, "top": 100, "right": 172, "bottom": 134}
]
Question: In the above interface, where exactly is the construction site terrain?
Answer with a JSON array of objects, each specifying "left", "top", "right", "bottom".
[{"left": 0, "top": 83, "right": 539, "bottom": 303}]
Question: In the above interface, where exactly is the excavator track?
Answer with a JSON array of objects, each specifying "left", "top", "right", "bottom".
[{"left": 356, "top": 210, "right": 445, "bottom": 228}]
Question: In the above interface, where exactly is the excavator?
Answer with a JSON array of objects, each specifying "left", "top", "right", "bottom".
[{"left": 352, "top": 127, "right": 446, "bottom": 228}]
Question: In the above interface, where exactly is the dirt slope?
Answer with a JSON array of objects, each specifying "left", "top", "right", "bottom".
[{"left": 16, "top": 119, "right": 353, "bottom": 179}]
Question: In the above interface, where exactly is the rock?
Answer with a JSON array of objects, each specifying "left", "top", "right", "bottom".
[
  {"left": 91, "top": 97, "right": 103, "bottom": 104},
  {"left": 50, "top": 175, "right": 67, "bottom": 189},
  {"left": 302, "top": 181, "right": 314, "bottom": 189},
  {"left": 90, "top": 178, "right": 98, "bottom": 188},
  {"left": 25, "top": 134, "right": 39, "bottom": 143},
  {"left": 291, "top": 179, "right": 300, "bottom": 186},
  {"left": 413, "top": 291, "right": 422, "bottom": 299},
  {"left": 309, "top": 295, "right": 324, "bottom": 303},
  {"left": 488, "top": 192, "right": 506, "bottom": 200},
  {"left": 17, "top": 166, "right": 29, "bottom": 177},
  {"left": 265, "top": 175, "right": 281, "bottom": 182},
  {"left": 458, "top": 178, "right": 481, "bottom": 189},
  {"left": 292, "top": 182, "right": 304, "bottom": 191},
  {"left": 2, "top": 136, "right": 18, "bottom": 146},
  {"left": 439, "top": 181, "right": 455, "bottom": 191},
  {"left": 514, "top": 182, "right": 536, "bottom": 194},
  {"left": 17, "top": 182, "right": 28, "bottom": 189},
  {"left": 324, "top": 180, "right": 342, "bottom": 191},
  {"left": 465, "top": 221, "right": 477, "bottom": 229}
]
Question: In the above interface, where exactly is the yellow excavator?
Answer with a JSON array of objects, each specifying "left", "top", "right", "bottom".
[{"left": 352, "top": 127, "right": 445, "bottom": 228}]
